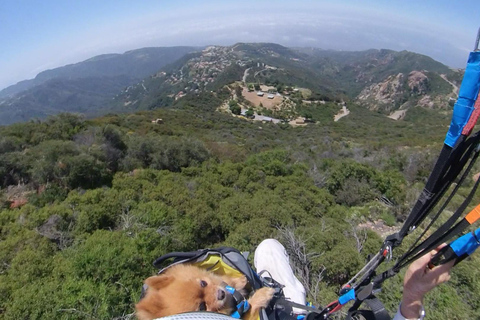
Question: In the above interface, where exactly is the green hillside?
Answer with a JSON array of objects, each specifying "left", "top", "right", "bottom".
[
  {"left": 1, "top": 89, "right": 479, "bottom": 319},
  {"left": 115, "top": 44, "right": 461, "bottom": 116},
  {"left": 0, "top": 47, "right": 199, "bottom": 99},
  {"left": 0, "top": 76, "right": 136, "bottom": 125},
  {"left": 0, "top": 47, "right": 200, "bottom": 125}
]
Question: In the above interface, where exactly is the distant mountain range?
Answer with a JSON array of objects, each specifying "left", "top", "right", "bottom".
[
  {"left": 0, "top": 43, "right": 463, "bottom": 125},
  {"left": 0, "top": 46, "right": 198, "bottom": 124},
  {"left": 0, "top": 46, "right": 199, "bottom": 99}
]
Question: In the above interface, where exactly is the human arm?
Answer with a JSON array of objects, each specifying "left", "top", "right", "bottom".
[{"left": 395, "top": 244, "right": 455, "bottom": 319}]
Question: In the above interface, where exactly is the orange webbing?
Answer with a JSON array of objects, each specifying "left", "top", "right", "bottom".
[
  {"left": 465, "top": 203, "right": 480, "bottom": 224},
  {"left": 462, "top": 89, "right": 480, "bottom": 136}
]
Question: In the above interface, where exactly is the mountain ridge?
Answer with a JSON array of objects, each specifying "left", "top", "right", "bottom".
[
  {"left": 0, "top": 43, "right": 463, "bottom": 125},
  {"left": 114, "top": 43, "right": 461, "bottom": 117},
  {"left": 0, "top": 46, "right": 200, "bottom": 99}
]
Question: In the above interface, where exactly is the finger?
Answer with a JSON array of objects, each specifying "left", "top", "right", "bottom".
[
  {"left": 423, "top": 243, "right": 449, "bottom": 270},
  {"left": 431, "top": 243, "right": 448, "bottom": 255},
  {"left": 427, "top": 243, "right": 448, "bottom": 261},
  {"left": 439, "top": 273, "right": 451, "bottom": 283},
  {"left": 425, "top": 259, "right": 455, "bottom": 282},
  {"left": 413, "top": 251, "right": 435, "bottom": 270}
]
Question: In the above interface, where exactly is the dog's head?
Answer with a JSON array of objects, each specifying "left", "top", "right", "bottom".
[{"left": 136, "top": 264, "right": 236, "bottom": 320}]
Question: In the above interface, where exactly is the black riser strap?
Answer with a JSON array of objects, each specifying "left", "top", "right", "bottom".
[
  {"left": 403, "top": 133, "right": 479, "bottom": 235},
  {"left": 400, "top": 148, "right": 480, "bottom": 261},
  {"left": 347, "top": 295, "right": 391, "bottom": 320},
  {"left": 400, "top": 163, "right": 480, "bottom": 268},
  {"left": 398, "top": 219, "right": 471, "bottom": 271},
  {"left": 399, "top": 145, "right": 453, "bottom": 237}
]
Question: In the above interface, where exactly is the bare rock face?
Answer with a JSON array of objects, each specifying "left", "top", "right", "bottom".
[
  {"left": 408, "top": 71, "right": 435, "bottom": 108},
  {"left": 417, "top": 95, "right": 434, "bottom": 108},
  {"left": 356, "top": 70, "right": 434, "bottom": 112},
  {"left": 408, "top": 71, "right": 429, "bottom": 94},
  {"left": 356, "top": 73, "right": 405, "bottom": 112},
  {"left": 5, "top": 184, "right": 32, "bottom": 209},
  {"left": 358, "top": 220, "right": 399, "bottom": 238}
]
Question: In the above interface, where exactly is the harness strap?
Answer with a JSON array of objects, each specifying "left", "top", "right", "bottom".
[
  {"left": 398, "top": 144, "right": 453, "bottom": 238},
  {"left": 369, "top": 131, "right": 480, "bottom": 283},
  {"left": 429, "top": 226, "right": 480, "bottom": 267},
  {"left": 405, "top": 142, "right": 480, "bottom": 254},
  {"left": 346, "top": 295, "right": 391, "bottom": 320},
  {"left": 394, "top": 163, "right": 480, "bottom": 272},
  {"left": 346, "top": 138, "right": 480, "bottom": 317},
  {"left": 222, "top": 282, "right": 250, "bottom": 318},
  {"left": 274, "top": 298, "right": 321, "bottom": 314}
]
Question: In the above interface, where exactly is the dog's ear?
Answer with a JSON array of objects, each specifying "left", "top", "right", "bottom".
[{"left": 145, "top": 275, "right": 173, "bottom": 290}]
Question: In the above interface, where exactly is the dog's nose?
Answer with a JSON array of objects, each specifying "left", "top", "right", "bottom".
[{"left": 217, "top": 289, "right": 225, "bottom": 300}]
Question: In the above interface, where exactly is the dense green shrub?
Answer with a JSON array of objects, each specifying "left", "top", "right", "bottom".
[{"left": 0, "top": 102, "right": 473, "bottom": 319}]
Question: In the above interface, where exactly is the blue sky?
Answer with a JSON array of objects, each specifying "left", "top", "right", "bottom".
[{"left": 0, "top": 0, "right": 478, "bottom": 90}]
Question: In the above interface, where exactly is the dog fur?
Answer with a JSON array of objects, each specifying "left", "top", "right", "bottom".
[{"left": 136, "top": 264, "right": 275, "bottom": 320}]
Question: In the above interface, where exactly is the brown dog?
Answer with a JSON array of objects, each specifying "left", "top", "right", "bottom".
[{"left": 136, "top": 264, "right": 275, "bottom": 320}]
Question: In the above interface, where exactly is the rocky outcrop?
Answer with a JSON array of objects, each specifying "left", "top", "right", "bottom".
[
  {"left": 408, "top": 71, "right": 429, "bottom": 94},
  {"left": 358, "top": 219, "right": 399, "bottom": 238},
  {"left": 356, "top": 73, "right": 405, "bottom": 112},
  {"left": 356, "top": 70, "right": 438, "bottom": 113}
]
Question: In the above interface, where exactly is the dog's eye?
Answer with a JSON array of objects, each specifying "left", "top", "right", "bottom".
[
  {"left": 200, "top": 280, "right": 208, "bottom": 287},
  {"left": 199, "top": 302, "right": 207, "bottom": 311}
]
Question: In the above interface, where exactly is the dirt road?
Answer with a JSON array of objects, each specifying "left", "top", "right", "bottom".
[
  {"left": 388, "top": 109, "right": 407, "bottom": 120},
  {"left": 243, "top": 68, "right": 251, "bottom": 84},
  {"left": 334, "top": 106, "right": 350, "bottom": 121},
  {"left": 440, "top": 74, "right": 459, "bottom": 97}
]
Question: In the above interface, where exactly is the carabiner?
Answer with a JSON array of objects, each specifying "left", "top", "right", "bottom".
[
  {"left": 315, "top": 300, "right": 343, "bottom": 319},
  {"left": 325, "top": 301, "right": 343, "bottom": 315},
  {"left": 382, "top": 244, "right": 393, "bottom": 261}
]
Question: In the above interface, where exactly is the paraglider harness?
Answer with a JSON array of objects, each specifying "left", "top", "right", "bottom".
[
  {"left": 303, "top": 27, "right": 480, "bottom": 320},
  {"left": 140, "top": 247, "right": 321, "bottom": 320}
]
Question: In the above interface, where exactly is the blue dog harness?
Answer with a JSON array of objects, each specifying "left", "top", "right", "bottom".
[{"left": 222, "top": 283, "right": 250, "bottom": 318}]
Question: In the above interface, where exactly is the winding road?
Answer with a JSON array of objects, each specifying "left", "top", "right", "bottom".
[
  {"left": 440, "top": 74, "right": 459, "bottom": 97},
  {"left": 243, "top": 68, "right": 251, "bottom": 84}
]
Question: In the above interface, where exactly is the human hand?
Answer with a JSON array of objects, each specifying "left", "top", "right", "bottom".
[{"left": 400, "top": 244, "right": 455, "bottom": 319}]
